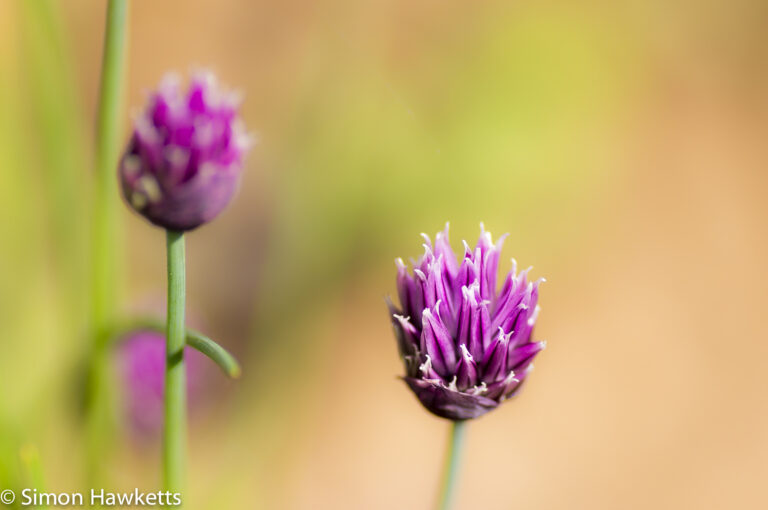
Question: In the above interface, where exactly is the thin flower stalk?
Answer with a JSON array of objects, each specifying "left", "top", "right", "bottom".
[{"left": 86, "top": 0, "right": 128, "bottom": 482}]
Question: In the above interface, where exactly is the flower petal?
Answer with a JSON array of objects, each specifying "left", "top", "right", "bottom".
[
  {"left": 456, "top": 344, "right": 478, "bottom": 390},
  {"left": 508, "top": 340, "right": 546, "bottom": 371},
  {"left": 421, "top": 307, "right": 457, "bottom": 377}
]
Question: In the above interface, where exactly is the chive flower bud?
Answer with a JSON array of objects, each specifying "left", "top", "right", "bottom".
[
  {"left": 389, "top": 224, "right": 546, "bottom": 420},
  {"left": 119, "top": 71, "right": 251, "bottom": 231}
]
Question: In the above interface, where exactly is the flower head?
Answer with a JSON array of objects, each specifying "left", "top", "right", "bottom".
[
  {"left": 389, "top": 223, "right": 546, "bottom": 420},
  {"left": 118, "top": 330, "right": 205, "bottom": 437},
  {"left": 119, "top": 71, "right": 251, "bottom": 231}
]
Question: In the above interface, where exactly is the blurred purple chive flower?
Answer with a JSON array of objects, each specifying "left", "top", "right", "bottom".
[
  {"left": 119, "top": 71, "right": 251, "bottom": 231},
  {"left": 118, "top": 330, "right": 204, "bottom": 437},
  {"left": 389, "top": 224, "right": 546, "bottom": 421}
]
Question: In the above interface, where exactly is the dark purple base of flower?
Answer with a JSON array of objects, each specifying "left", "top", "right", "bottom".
[
  {"left": 403, "top": 378, "right": 500, "bottom": 421},
  {"left": 121, "top": 172, "right": 239, "bottom": 232}
]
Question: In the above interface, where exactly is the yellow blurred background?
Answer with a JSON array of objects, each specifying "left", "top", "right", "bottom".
[{"left": 1, "top": 0, "right": 767, "bottom": 508}]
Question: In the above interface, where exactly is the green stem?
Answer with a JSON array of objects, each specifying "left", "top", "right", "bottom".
[
  {"left": 164, "top": 231, "right": 187, "bottom": 499},
  {"left": 92, "top": 0, "right": 127, "bottom": 337},
  {"left": 436, "top": 420, "right": 467, "bottom": 510},
  {"left": 20, "top": 445, "right": 47, "bottom": 510},
  {"left": 106, "top": 318, "right": 242, "bottom": 379},
  {"left": 87, "top": 0, "right": 128, "bottom": 483}
]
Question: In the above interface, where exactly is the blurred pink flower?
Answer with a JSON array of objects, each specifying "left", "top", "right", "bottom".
[{"left": 117, "top": 330, "right": 206, "bottom": 437}]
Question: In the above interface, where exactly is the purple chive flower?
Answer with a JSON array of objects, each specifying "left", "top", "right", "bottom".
[
  {"left": 118, "top": 330, "right": 204, "bottom": 437},
  {"left": 119, "top": 71, "right": 251, "bottom": 231},
  {"left": 389, "top": 224, "right": 546, "bottom": 421}
]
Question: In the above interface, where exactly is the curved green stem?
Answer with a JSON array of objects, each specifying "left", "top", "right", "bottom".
[
  {"left": 164, "top": 231, "right": 186, "bottom": 498},
  {"left": 87, "top": 0, "right": 128, "bottom": 484},
  {"left": 436, "top": 420, "right": 467, "bottom": 510},
  {"left": 185, "top": 331, "right": 242, "bottom": 379},
  {"left": 106, "top": 318, "right": 242, "bottom": 379}
]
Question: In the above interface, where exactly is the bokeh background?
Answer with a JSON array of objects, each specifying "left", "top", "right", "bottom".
[{"left": 1, "top": 0, "right": 767, "bottom": 508}]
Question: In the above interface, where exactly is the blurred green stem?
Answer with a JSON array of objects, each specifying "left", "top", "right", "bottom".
[
  {"left": 436, "top": 421, "right": 467, "bottom": 510},
  {"left": 20, "top": 444, "right": 47, "bottom": 510},
  {"left": 87, "top": 0, "right": 128, "bottom": 483},
  {"left": 164, "top": 231, "right": 187, "bottom": 498}
]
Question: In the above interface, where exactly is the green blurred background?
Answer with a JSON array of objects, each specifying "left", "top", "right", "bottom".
[{"left": 1, "top": 0, "right": 767, "bottom": 508}]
